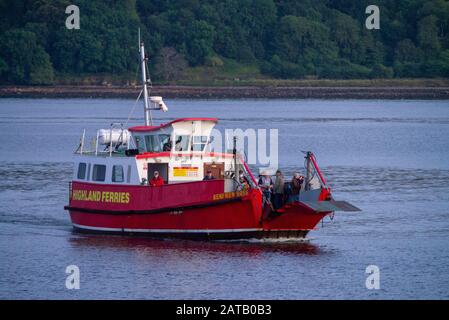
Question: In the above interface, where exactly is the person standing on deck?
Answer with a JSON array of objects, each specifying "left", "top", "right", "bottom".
[
  {"left": 150, "top": 171, "right": 165, "bottom": 186},
  {"left": 237, "top": 176, "right": 249, "bottom": 191},
  {"left": 289, "top": 172, "right": 304, "bottom": 202},
  {"left": 273, "top": 170, "right": 285, "bottom": 210},
  {"left": 258, "top": 171, "right": 273, "bottom": 208},
  {"left": 239, "top": 170, "right": 249, "bottom": 184}
]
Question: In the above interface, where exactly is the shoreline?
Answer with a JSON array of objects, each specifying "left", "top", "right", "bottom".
[{"left": 1, "top": 85, "right": 449, "bottom": 99}]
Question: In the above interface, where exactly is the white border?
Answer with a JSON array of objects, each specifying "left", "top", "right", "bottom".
[{"left": 72, "top": 223, "right": 261, "bottom": 233}]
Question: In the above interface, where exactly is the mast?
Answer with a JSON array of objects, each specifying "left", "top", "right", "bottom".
[
  {"left": 305, "top": 151, "right": 312, "bottom": 191},
  {"left": 139, "top": 32, "right": 152, "bottom": 126}
]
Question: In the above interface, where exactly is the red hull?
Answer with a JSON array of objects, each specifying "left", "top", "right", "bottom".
[{"left": 66, "top": 181, "right": 330, "bottom": 239}]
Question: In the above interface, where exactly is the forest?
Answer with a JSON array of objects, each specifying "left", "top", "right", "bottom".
[{"left": 0, "top": 0, "right": 448, "bottom": 85}]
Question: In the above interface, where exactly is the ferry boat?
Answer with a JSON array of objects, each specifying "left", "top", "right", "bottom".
[{"left": 64, "top": 39, "right": 360, "bottom": 240}]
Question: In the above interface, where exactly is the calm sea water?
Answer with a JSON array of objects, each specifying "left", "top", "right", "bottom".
[{"left": 0, "top": 98, "right": 449, "bottom": 299}]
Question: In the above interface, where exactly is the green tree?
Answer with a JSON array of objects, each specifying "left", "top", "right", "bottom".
[
  {"left": 29, "top": 47, "right": 54, "bottom": 84},
  {"left": 78, "top": 33, "right": 103, "bottom": 73},
  {"left": 395, "top": 39, "right": 422, "bottom": 63},
  {"left": 370, "top": 64, "right": 394, "bottom": 79},
  {"left": 2, "top": 0, "right": 449, "bottom": 82},
  {"left": 51, "top": 28, "right": 82, "bottom": 73},
  {"left": 421, "top": 50, "right": 449, "bottom": 77},
  {"left": 213, "top": 26, "right": 238, "bottom": 59},
  {"left": 153, "top": 46, "right": 188, "bottom": 82},
  {"left": 0, "top": 29, "right": 54, "bottom": 84},
  {"left": 327, "top": 10, "right": 361, "bottom": 61},
  {"left": 263, "top": 54, "right": 306, "bottom": 78},
  {"left": 185, "top": 20, "right": 215, "bottom": 66},
  {"left": 274, "top": 15, "right": 337, "bottom": 74},
  {"left": 417, "top": 15, "right": 441, "bottom": 55},
  {"left": 0, "top": 57, "right": 8, "bottom": 77}
]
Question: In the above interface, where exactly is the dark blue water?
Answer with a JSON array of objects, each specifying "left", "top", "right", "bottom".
[{"left": 1, "top": 98, "right": 449, "bottom": 299}]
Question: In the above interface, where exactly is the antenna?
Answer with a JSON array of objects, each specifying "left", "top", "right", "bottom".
[
  {"left": 138, "top": 29, "right": 169, "bottom": 126},
  {"left": 139, "top": 30, "right": 151, "bottom": 126}
]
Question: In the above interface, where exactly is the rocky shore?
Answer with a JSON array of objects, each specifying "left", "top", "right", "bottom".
[{"left": 1, "top": 85, "right": 449, "bottom": 99}]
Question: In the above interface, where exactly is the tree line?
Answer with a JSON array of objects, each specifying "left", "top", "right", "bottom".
[{"left": 0, "top": 0, "right": 448, "bottom": 85}]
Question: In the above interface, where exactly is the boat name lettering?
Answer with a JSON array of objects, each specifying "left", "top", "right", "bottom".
[
  {"left": 213, "top": 190, "right": 248, "bottom": 200},
  {"left": 71, "top": 189, "right": 130, "bottom": 204}
]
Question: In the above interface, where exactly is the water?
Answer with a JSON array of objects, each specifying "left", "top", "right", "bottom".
[{"left": 0, "top": 98, "right": 449, "bottom": 299}]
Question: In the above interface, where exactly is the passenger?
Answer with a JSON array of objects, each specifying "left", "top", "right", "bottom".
[
  {"left": 203, "top": 170, "right": 215, "bottom": 180},
  {"left": 238, "top": 169, "right": 249, "bottom": 184},
  {"left": 258, "top": 171, "right": 273, "bottom": 207},
  {"left": 150, "top": 171, "right": 165, "bottom": 186},
  {"left": 175, "top": 136, "right": 183, "bottom": 151},
  {"left": 273, "top": 170, "right": 285, "bottom": 210},
  {"left": 163, "top": 138, "right": 172, "bottom": 151},
  {"left": 289, "top": 172, "right": 304, "bottom": 202},
  {"left": 237, "top": 176, "right": 249, "bottom": 191}
]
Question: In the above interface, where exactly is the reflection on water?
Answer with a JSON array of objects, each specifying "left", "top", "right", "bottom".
[
  {"left": 1, "top": 98, "right": 449, "bottom": 299},
  {"left": 68, "top": 234, "right": 321, "bottom": 256}
]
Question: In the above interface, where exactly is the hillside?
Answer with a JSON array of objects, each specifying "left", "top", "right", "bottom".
[{"left": 0, "top": 0, "right": 448, "bottom": 86}]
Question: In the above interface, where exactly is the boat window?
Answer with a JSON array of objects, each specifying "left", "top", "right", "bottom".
[
  {"left": 92, "top": 164, "right": 106, "bottom": 182},
  {"left": 192, "top": 136, "right": 208, "bottom": 151},
  {"left": 77, "top": 163, "right": 87, "bottom": 179},
  {"left": 134, "top": 135, "right": 145, "bottom": 153},
  {"left": 112, "top": 165, "right": 124, "bottom": 183},
  {"left": 160, "top": 134, "right": 171, "bottom": 151},
  {"left": 143, "top": 134, "right": 172, "bottom": 152},
  {"left": 174, "top": 135, "right": 190, "bottom": 151},
  {"left": 145, "top": 135, "right": 162, "bottom": 152}
]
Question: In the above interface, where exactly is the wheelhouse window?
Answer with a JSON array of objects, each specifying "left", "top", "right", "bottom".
[
  {"left": 192, "top": 136, "right": 208, "bottom": 151},
  {"left": 145, "top": 135, "right": 162, "bottom": 152},
  {"left": 133, "top": 133, "right": 173, "bottom": 152},
  {"left": 92, "top": 164, "right": 106, "bottom": 182},
  {"left": 144, "top": 134, "right": 172, "bottom": 152},
  {"left": 159, "top": 134, "right": 171, "bottom": 151},
  {"left": 134, "top": 135, "right": 145, "bottom": 153},
  {"left": 77, "top": 163, "right": 87, "bottom": 180},
  {"left": 174, "top": 135, "right": 190, "bottom": 151},
  {"left": 112, "top": 165, "right": 124, "bottom": 183}
]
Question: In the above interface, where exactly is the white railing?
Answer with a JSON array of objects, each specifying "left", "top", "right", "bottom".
[{"left": 76, "top": 123, "right": 134, "bottom": 157}]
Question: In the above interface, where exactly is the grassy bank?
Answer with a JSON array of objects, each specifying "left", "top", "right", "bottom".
[
  {"left": 168, "top": 59, "right": 449, "bottom": 87},
  {"left": 3, "top": 61, "right": 448, "bottom": 99},
  {"left": 48, "top": 58, "right": 449, "bottom": 88},
  {"left": 52, "top": 74, "right": 449, "bottom": 88},
  {"left": 173, "top": 77, "right": 449, "bottom": 88}
]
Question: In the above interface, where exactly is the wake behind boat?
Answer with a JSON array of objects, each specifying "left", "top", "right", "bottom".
[{"left": 64, "top": 37, "right": 360, "bottom": 240}]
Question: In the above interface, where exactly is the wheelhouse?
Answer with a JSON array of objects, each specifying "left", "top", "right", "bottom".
[
  {"left": 128, "top": 117, "right": 217, "bottom": 154},
  {"left": 73, "top": 118, "right": 254, "bottom": 192}
]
